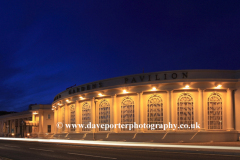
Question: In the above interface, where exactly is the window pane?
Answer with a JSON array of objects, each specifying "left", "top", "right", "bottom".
[
  {"left": 70, "top": 104, "right": 75, "bottom": 132},
  {"left": 99, "top": 99, "right": 110, "bottom": 131},
  {"left": 208, "top": 93, "right": 222, "bottom": 129},
  {"left": 177, "top": 93, "right": 194, "bottom": 130},
  {"left": 121, "top": 97, "right": 134, "bottom": 131},
  {"left": 147, "top": 94, "right": 163, "bottom": 130},
  {"left": 82, "top": 102, "right": 91, "bottom": 131}
]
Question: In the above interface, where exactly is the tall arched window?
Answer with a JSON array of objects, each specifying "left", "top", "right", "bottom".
[
  {"left": 147, "top": 94, "right": 163, "bottom": 130},
  {"left": 62, "top": 106, "right": 65, "bottom": 132},
  {"left": 121, "top": 97, "right": 134, "bottom": 131},
  {"left": 177, "top": 93, "right": 194, "bottom": 130},
  {"left": 208, "top": 93, "right": 222, "bottom": 129},
  {"left": 99, "top": 99, "right": 110, "bottom": 131},
  {"left": 82, "top": 102, "right": 91, "bottom": 131},
  {"left": 70, "top": 104, "right": 75, "bottom": 132}
]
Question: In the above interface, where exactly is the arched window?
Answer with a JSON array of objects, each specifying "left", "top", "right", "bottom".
[
  {"left": 99, "top": 99, "right": 110, "bottom": 131},
  {"left": 70, "top": 104, "right": 75, "bottom": 132},
  {"left": 208, "top": 93, "right": 222, "bottom": 129},
  {"left": 62, "top": 106, "right": 65, "bottom": 132},
  {"left": 82, "top": 102, "right": 91, "bottom": 131},
  {"left": 177, "top": 93, "right": 194, "bottom": 130},
  {"left": 121, "top": 97, "right": 134, "bottom": 131},
  {"left": 147, "top": 94, "right": 163, "bottom": 130}
]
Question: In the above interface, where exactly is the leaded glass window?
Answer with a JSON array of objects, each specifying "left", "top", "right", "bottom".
[
  {"left": 121, "top": 97, "right": 134, "bottom": 131},
  {"left": 70, "top": 104, "right": 75, "bottom": 132},
  {"left": 82, "top": 102, "right": 91, "bottom": 131},
  {"left": 208, "top": 93, "right": 222, "bottom": 129},
  {"left": 99, "top": 99, "right": 110, "bottom": 131},
  {"left": 177, "top": 93, "right": 194, "bottom": 130},
  {"left": 147, "top": 94, "right": 163, "bottom": 130},
  {"left": 62, "top": 106, "right": 65, "bottom": 132}
]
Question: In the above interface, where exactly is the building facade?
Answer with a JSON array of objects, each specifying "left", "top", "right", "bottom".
[
  {"left": 52, "top": 70, "right": 240, "bottom": 142},
  {"left": 0, "top": 104, "right": 54, "bottom": 138}
]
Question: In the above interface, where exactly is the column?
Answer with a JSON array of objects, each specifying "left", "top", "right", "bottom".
[
  {"left": 91, "top": 97, "right": 96, "bottom": 133},
  {"left": 54, "top": 109, "right": 58, "bottom": 134},
  {"left": 113, "top": 94, "right": 118, "bottom": 133},
  {"left": 65, "top": 104, "right": 69, "bottom": 133},
  {"left": 111, "top": 96, "right": 114, "bottom": 132},
  {"left": 167, "top": 91, "right": 172, "bottom": 127},
  {"left": 198, "top": 88, "right": 204, "bottom": 130},
  {"left": 39, "top": 110, "right": 43, "bottom": 134},
  {"left": 139, "top": 92, "right": 143, "bottom": 132},
  {"left": 75, "top": 101, "right": 80, "bottom": 133},
  {"left": 18, "top": 119, "right": 20, "bottom": 134},
  {"left": 32, "top": 114, "right": 35, "bottom": 121},
  {"left": 227, "top": 88, "right": 234, "bottom": 130}
]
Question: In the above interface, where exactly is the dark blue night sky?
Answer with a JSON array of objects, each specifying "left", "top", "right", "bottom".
[{"left": 0, "top": 0, "right": 240, "bottom": 112}]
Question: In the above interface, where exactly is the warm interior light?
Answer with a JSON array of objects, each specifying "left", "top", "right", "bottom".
[
  {"left": 185, "top": 85, "right": 189, "bottom": 88},
  {"left": 98, "top": 93, "right": 103, "bottom": 96},
  {"left": 123, "top": 89, "right": 127, "bottom": 93},
  {"left": 152, "top": 87, "right": 156, "bottom": 91}
]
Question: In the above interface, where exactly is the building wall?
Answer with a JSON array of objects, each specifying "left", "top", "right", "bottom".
[
  {"left": 53, "top": 87, "right": 235, "bottom": 134},
  {"left": 235, "top": 83, "right": 240, "bottom": 131}
]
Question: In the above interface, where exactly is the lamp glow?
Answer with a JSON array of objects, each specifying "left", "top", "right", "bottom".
[
  {"left": 98, "top": 93, "right": 103, "bottom": 96},
  {"left": 185, "top": 85, "right": 189, "bottom": 88},
  {"left": 152, "top": 87, "right": 156, "bottom": 91},
  {"left": 123, "top": 89, "right": 127, "bottom": 93}
]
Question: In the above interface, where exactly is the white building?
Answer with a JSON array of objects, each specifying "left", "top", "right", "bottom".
[
  {"left": 0, "top": 104, "right": 54, "bottom": 138},
  {"left": 51, "top": 70, "right": 240, "bottom": 142}
]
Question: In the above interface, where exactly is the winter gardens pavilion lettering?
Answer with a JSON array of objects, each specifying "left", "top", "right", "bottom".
[
  {"left": 124, "top": 72, "right": 188, "bottom": 84},
  {"left": 53, "top": 72, "right": 188, "bottom": 100}
]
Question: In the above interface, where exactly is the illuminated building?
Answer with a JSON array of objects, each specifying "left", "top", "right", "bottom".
[
  {"left": 0, "top": 104, "right": 54, "bottom": 138},
  {"left": 51, "top": 70, "right": 240, "bottom": 142}
]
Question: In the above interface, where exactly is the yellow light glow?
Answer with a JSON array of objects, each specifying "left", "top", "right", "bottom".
[
  {"left": 33, "top": 112, "right": 38, "bottom": 115},
  {"left": 152, "top": 87, "right": 156, "bottom": 91},
  {"left": 185, "top": 85, "right": 189, "bottom": 88},
  {"left": 123, "top": 89, "right": 128, "bottom": 93},
  {"left": 217, "top": 84, "right": 222, "bottom": 88},
  {"left": 27, "top": 133, "right": 30, "bottom": 136},
  {"left": 11, "top": 133, "right": 14, "bottom": 136},
  {"left": 66, "top": 99, "right": 69, "bottom": 102},
  {"left": 98, "top": 93, "right": 103, "bottom": 96}
]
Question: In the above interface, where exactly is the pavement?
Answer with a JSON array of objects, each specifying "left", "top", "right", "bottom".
[{"left": 0, "top": 138, "right": 240, "bottom": 160}]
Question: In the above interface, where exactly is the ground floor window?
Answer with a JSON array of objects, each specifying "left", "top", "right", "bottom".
[
  {"left": 82, "top": 102, "right": 91, "bottom": 131},
  {"left": 147, "top": 94, "right": 163, "bottom": 130},
  {"left": 99, "top": 99, "right": 110, "bottom": 131},
  {"left": 208, "top": 93, "right": 222, "bottom": 129},
  {"left": 121, "top": 97, "right": 134, "bottom": 131},
  {"left": 70, "top": 104, "right": 76, "bottom": 132},
  {"left": 48, "top": 125, "right": 51, "bottom": 133},
  {"left": 177, "top": 93, "right": 194, "bottom": 130}
]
